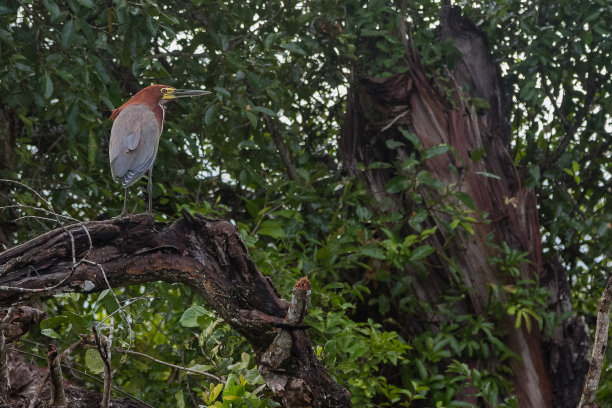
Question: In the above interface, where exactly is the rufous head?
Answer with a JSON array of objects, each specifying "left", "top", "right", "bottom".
[{"left": 110, "top": 84, "right": 211, "bottom": 121}]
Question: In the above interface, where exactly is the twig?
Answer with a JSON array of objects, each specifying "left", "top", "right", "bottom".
[
  {"left": 93, "top": 325, "right": 112, "bottom": 408},
  {"left": 46, "top": 344, "right": 66, "bottom": 407},
  {"left": 27, "top": 335, "right": 94, "bottom": 408},
  {"left": 111, "top": 347, "right": 221, "bottom": 382},
  {"left": 62, "top": 365, "right": 155, "bottom": 408},
  {"left": 88, "top": 261, "right": 134, "bottom": 345},
  {"left": 98, "top": 293, "right": 153, "bottom": 327},
  {"left": 0, "top": 310, "right": 11, "bottom": 399},
  {"left": 578, "top": 275, "right": 612, "bottom": 408},
  {"left": 0, "top": 204, "right": 79, "bottom": 222},
  {"left": 0, "top": 180, "right": 94, "bottom": 296},
  {"left": 14, "top": 346, "right": 153, "bottom": 408},
  {"left": 182, "top": 350, "right": 198, "bottom": 407},
  {"left": 149, "top": 51, "right": 208, "bottom": 60}
]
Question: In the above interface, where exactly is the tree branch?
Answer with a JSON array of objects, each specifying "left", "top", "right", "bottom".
[
  {"left": 111, "top": 347, "right": 221, "bottom": 381},
  {"left": 0, "top": 212, "right": 351, "bottom": 407},
  {"left": 47, "top": 344, "right": 67, "bottom": 407},
  {"left": 578, "top": 275, "right": 612, "bottom": 408},
  {"left": 93, "top": 325, "right": 112, "bottom": 408}
]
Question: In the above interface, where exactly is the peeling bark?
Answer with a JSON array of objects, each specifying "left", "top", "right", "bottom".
[
  {"left": 0, "top": 213, "right": 351, "bottom": 407},
  {"left": 338, "top": 5, "right": 588, "bottom": 407}
]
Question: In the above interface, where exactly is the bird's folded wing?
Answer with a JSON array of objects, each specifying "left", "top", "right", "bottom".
[{"left": 109, "top": 104, "right": 160, "bottom": 187}]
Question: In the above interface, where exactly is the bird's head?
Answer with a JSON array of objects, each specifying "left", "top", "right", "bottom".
[{"left": 110, "top": 84, "right": 211, "bottom": 121}]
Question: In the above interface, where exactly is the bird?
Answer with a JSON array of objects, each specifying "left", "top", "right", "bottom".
[{"left": 109, "top": 84, "right": 211, "bottom": 216}]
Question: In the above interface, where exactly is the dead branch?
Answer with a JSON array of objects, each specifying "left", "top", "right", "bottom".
[
  {"left": 47, "top": 344, "right": 67, "bottom": 407},
  {"left": 93, "top": 325, "right": 112, "bottom": 408},
  {"left": 27, "top": 335, "right": 94, "bottom": 408}
]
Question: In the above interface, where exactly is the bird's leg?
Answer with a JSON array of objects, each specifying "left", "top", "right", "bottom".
[
  {"left": 147, "top": 169, "right": 153, "bottom": 213},
  {"left": 120, "top": 188, "right": 128, "bottom": 217}
]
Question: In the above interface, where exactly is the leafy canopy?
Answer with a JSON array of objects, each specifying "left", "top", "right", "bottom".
[{"left": 0, "top": 0, "right": 609, "bottom": 406}]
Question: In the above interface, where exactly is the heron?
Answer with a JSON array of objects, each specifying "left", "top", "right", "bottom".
[{"left": 109, "top": 84, "right": 210, "bottom": 216}]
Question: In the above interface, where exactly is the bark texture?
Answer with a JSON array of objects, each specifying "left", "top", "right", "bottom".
[
  {"left": 0, "top": 213, "right": 351, "bottom": 407},
  {"left": 339, "top": 5, "right": 588, "bottom": 407}
]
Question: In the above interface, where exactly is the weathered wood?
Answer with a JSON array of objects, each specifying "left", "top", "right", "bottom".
[{"left": 0, "top": 213, "right": 351, "bottom": 407}]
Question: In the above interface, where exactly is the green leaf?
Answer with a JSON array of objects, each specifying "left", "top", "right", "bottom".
[
  {"left": 519, "top": 81, "right": 536, "bottom": 101},
  {"left": 65, "top": 311, "right": 89, "bottom": 334},
  {"left": 250, "top": 106, "right": 276, "bottom": 116},
  {"left": 40, "top": 316, "right": 69, "bottom": 329},
  {"left": 175, "top": 389, "right": 185, "bottom": 408},
  {"left": 223, "top": 395, "right": 244, "bottom": 402},
  {"left": 208, "top": 383, "right": 223, "bottom": 403},
  {"left": 85, "top": 349, "right": 105, "bottom": 373},
  {"left": 204, "top": 104, "right": 216, "bottom": 125},
  {"left": 470, "top": 147, "right": 485, "bottom": 162},
  {"left": 455, "top": 191, "right": 475, "bottom": 209},
  {"left": 213, "top": 86, "right": 231, "bottom": 97},
  {"left": 423, "top": 144, "right": 449, "bottom": 160},
  {"left": 378, "top": 295, "right": 390, "bottom": 315},
  {"left": 76, "top": 0, "right": 94, "bottom": 7},
  {"left": 410, "top": 245, "right": 434, "bottom": 261},
  {"left": 264, "top": 33, "right": 278, "bottom": 49},
  {"left": 361, "top": 245, "right": 386, "bottom": 260},
  {"left": 42, "top": 0, "right": 61, "bottom": 22},
  {"left": 356, "top": 205, "right": 371, "bottom": 220},
  {"left": 42, "top": 73, "right": 54, "bottom": 99},
  {"left": 41, "top": 328, "right": 62, "bottom": 339},
  {"left": 0, "top": 6, "right": 14, "bottom": 16},
  {"left": 385, "top": 176, "right": 409, "bottom": 193},
  {"left": 245, "top": 110, "right": 258, "bottom": 127},
  {"left": 469, "top": 97, "right": 490, "bottom": 110},
  {"left": 280, "top": 42, "right": 307, "bottom": 55},
  {"left": 179, "top": 305, "right": 207, "bottom": 327},
  {"left": 385, "top": 139, "right": 405, "bottom": 149},
  {"left": 475, "top": 171, "right": 501, "bottom": 180},
  {"left": 62, "top": 20, "right": 76, "bottom": 48},
  {"left": 258, "top": 220, "right": 286, "bottom": 239},
  {"left": 400, "top": 128, "right": 421, "bottom": 148},
  {"left": 0, "top": 28, "right": 15, "bottom": 47}
]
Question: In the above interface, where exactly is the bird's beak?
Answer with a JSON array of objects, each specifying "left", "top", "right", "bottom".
[{"left": 162, "top": 88, "right": 212, "bottom": 100}]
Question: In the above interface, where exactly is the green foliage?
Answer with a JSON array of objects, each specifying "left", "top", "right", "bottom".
[{"left": 1, "top": 0, "right": 609, "bottom": 406}]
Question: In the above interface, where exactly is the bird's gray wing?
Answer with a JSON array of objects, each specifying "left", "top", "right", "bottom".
[{"left": 109, "top": 104, "right": 161, "bottom": 188}]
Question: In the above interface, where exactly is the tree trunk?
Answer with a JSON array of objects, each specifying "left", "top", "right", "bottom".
[
  {"left": 0, "top": 213, "right": 351, "bottom": 408},
  {"left": 338, "top": 5, "right": 588, "bottom": 407}
]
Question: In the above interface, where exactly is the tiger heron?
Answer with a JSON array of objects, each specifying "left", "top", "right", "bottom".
[{"left": 109, "top": 84, "right": 210, "bottom": 215}]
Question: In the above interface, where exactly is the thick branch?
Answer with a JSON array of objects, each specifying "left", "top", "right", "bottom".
[{"left": 0, "top": 213, "right": 351, "bottom": 407}]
